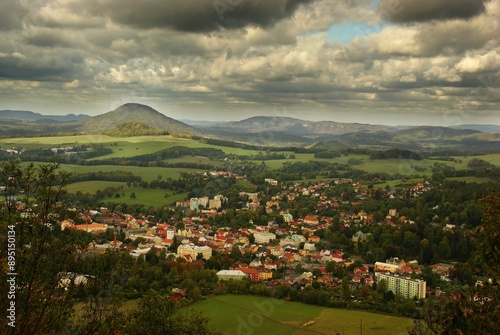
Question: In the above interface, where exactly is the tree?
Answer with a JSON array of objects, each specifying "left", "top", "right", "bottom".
[
  {"left": 122, "top": 290, "right": 219, "bottom": 334},
  {"left": 403, "top": 231, "right": 420, "bottom": 256},
  {"left": 229, "top": 245, "right": 242, "bottom": 261},
  {"left": 410, "top": 192, "right": 500, "bottom": 334},
  {"left": 145, "top": 247, "right": 159, "bottom": 265},
  {"left": 325, "top": 261, "right": 337, "bottom": 274},
  {"left": 0, "top": 162, "right": 76, "bottom": 335},
  {"left": 342, "top": 277, "right": 350, "bottom": 300},
  {"left": 0, "top": 162, "right": 219, "bottom": 335},
  {"left": 376, "top": 279, "right": 387, "bottom": 295},
  {"left": 130, "top": 192, "right": 136, "bottom": 199},
  {"left": 437, "top": 236, "right": 451, "bottom": 260}
]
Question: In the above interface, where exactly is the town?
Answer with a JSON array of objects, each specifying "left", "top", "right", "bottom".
[{"left": 44, "top": 171, "right": 490, "bottom": 312}]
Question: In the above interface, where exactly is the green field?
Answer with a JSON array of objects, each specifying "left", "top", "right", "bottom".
[
  {"left": 456, "top": 153, "right": 500, "bottom": 166},
  {"left": 5, "top": 135, "right": 500, "bottom": 184},
  {"left": 66, "top": 181, "right": 187, "bottom": 207},
  {"left": 162, "top": 155, "right": 222, "bottom": 166},
  {"left": 262, "top": 154, "right": 473, "bottom": 177},
  {"left": 446, "top": 176, "right": 493, "bottom": 183},
  {"left": 55, "top": 164, "right": 204, "bottom": 182},
  {"left": 100, "top": 187, "right": 187, "bottom": 207},
  {"left": 66, "top": 181, "right": 126, "bottom": 194},
  {"left": 190, "top": 295, "right": 413, "bottom": 335},
  {"left": 73, "top": 299, "right": 138, "bottom": 322},
  {"left": 0, "top": 134, "right": 264, "bottom": 158}
]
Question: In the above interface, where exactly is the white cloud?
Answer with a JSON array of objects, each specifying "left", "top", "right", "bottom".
[
  {"left": 455, "top": 50, "right": 500, "bottom": 73},
  {"left": 424, "top": 67, "right": 461, "bottom": 82},
  {"left": 400, "top": 74, "right": 416, "bottom": 82}
]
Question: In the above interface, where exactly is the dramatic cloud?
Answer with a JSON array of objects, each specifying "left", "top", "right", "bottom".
[
  {"left": 378, "top": 0, "right": 487, "bottom": 23},
  {"left": 76, "top": 0, "right": 312, "bottom": 32},
  {"left": 0, "top": 0, "right": 498, "bottom": 125},
  {"left": 0, "top": 0, "right": 28, "bottom": 31}
]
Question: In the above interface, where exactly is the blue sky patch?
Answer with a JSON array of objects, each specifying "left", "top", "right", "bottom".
[{"left": 327, "top": 21, "right": 385, "bottom": 43}]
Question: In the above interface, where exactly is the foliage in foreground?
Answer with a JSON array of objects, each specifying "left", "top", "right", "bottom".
[
  {"left": 0, "top": 162, "right": 219, "bottom": 335},
  {"left": 409, "top": 192, "right": 500, "bottom": 335}
]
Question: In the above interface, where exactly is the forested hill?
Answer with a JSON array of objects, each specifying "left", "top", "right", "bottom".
[{"left": 81, "top": 103, "right": 196, "bottom": 134}]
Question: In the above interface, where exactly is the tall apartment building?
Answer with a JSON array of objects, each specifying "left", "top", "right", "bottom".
[
  {"left": 189, "top": 198, "right": 199, "bottom": 210},
  {"left": 375, "top": 273, "right": 426, "bottom": 299}
]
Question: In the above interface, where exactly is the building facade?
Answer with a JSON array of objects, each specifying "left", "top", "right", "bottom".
[
  {"left": 216, "top": 270, "right": 247, "bottom": 281},
  {"left": 189, "top": 198, "right": 199, "bottom": 210},
  {"left": 375, "top": 273, "right": 426, "bottom": 299},
  {"left": 177, "top": 244, "right": 212, "bottom": 260},
  {"left": 254, "top": 231, "right": 276, "bottom": 244}
]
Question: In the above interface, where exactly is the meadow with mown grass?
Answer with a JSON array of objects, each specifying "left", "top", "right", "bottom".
[{"left": 190, "top": 295, "right": 413, "bottom": 335}]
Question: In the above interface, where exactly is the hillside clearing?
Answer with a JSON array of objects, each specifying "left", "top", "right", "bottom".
[{"left": 190, "top": 295, "right": 413, "bottom": 335}]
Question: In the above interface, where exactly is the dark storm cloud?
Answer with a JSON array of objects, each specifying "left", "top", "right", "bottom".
[
  {"left": 0, "top": 59, "right": 67, "bottom": 81},
  {"left": 79, "top": 0, "right": 311, "bottom": 32},
  {"left": 0, "top": 53, "right": 84, "bottom": 82},
  {"left": 378, "top": 0, "right": 487, "bottom": 23},
  {"left": 24, "top": 30, "right": 76, "bottom": 48},
  {"left": 0, "top": 0, "right": 28, "bottom": 30}
]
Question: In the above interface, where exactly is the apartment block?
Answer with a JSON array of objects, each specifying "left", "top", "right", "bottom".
[{"left": 375, "top": 272, "right": 426, "bottom": 299}]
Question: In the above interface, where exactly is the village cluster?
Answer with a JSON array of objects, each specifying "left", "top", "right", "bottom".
[{"left": 53, "top": 176, "right": 472, "bottom": 301}]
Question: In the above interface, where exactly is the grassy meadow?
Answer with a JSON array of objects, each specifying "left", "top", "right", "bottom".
[
  {"left": 6, "top": 135, "right": 499, "bottom": 206},
  {"left": 66, "top": 181, "right": 187, "bottom": 207},
  {"left": 56, "top": 164, "right": 204, "bottom": 182},
  {"left": 0, "top": 134, "right": 264, "bottom": 158},
  {"left": 190, "top": 295, "right": 413, "bottom": 335}
]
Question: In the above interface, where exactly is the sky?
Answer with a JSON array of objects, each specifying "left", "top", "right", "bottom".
[{"left": 0, "top": 0, "right": 498, "bottom": 126}]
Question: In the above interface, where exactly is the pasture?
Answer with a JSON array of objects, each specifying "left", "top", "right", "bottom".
[
  {"left": 99, "top": 187, "right": 187, "bottom": 208},
  {"left": 56, "top": 164, "right": 204, "bottom": 182},
  {"left": 4, "top": 135, "right": 499, "bottom": 183},
  {"left": 0, "top": 134, "right": 264, "bottom": 158},
  {"left": 191, "top": 295, "right": 413, "bottom": 335},
  {"left": 66, "top": 181, "right": 126, "bottom": 194},
  {"left": 66, "top": 181, "right": 187, "bottom": 207}
]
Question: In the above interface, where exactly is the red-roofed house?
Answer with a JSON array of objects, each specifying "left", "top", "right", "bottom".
[
  {"left": 353, "top": 266, "right": 369, "bottom": 276},
  {"left": 303, "top": 216, "right": 319, "bottom": 225},
  {"left": 308, "top": 235, "right": 320, "bottom": 243},
  {"left": 364, "top": 277, "right": 374, "bottom": 286},
  {"left": 352, "top": 275, "right": 362, "bottom": 283},
  {"left": 236, "top": 267, "right": 260, "bottom": 282},
  {"left": 75, "top": 222, "right": 108, "bottom": 234},
  {"left": 331, "top": 251, "right": 344, "bottom": 263}
]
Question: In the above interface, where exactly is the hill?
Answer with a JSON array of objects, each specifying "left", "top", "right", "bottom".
[
  {"left": 456, "top": 124, "right": 500, "bottom": 134},
  {"left": 0, "top": 110, "right": 89, "bottom": 122},
  {"left": 308, "top": 140, "right": 349, "bottom": 151},
  {"left": 0, "top": 106, "right": 498, "bottom": 152},
  {"left": 395, "top": 126, "right": 480, "bottom": 139},
  {"left": 105, "top": 121, "right": 169, "bottom": 137},
  {"left": 201, "top": 116, "right": 394, "bottom": 136},
  {"left": 197, "top": 116, "right": 399, "bottom": 147},
  {"left": 80, "top": 103, "right": 196, "bottom": 134}
]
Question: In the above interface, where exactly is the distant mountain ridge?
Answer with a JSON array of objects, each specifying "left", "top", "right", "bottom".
[
  {"left": 455, "top": 124, "right": 500, "bottom": 134},
  {"left": 0, "top": 110, "right": 89, "bottom": 122},
  {"left": 203, "top": 116, "right": 395, "bottom": 135},
  {"left": 197, "top": 117, "right": 500, "bottom": 151},
  {"left": 0, "top": 105, "right": 498, "bottom": 152},
  {"left": 395, "top": 126, "right": 480, "bottom": 139}
]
